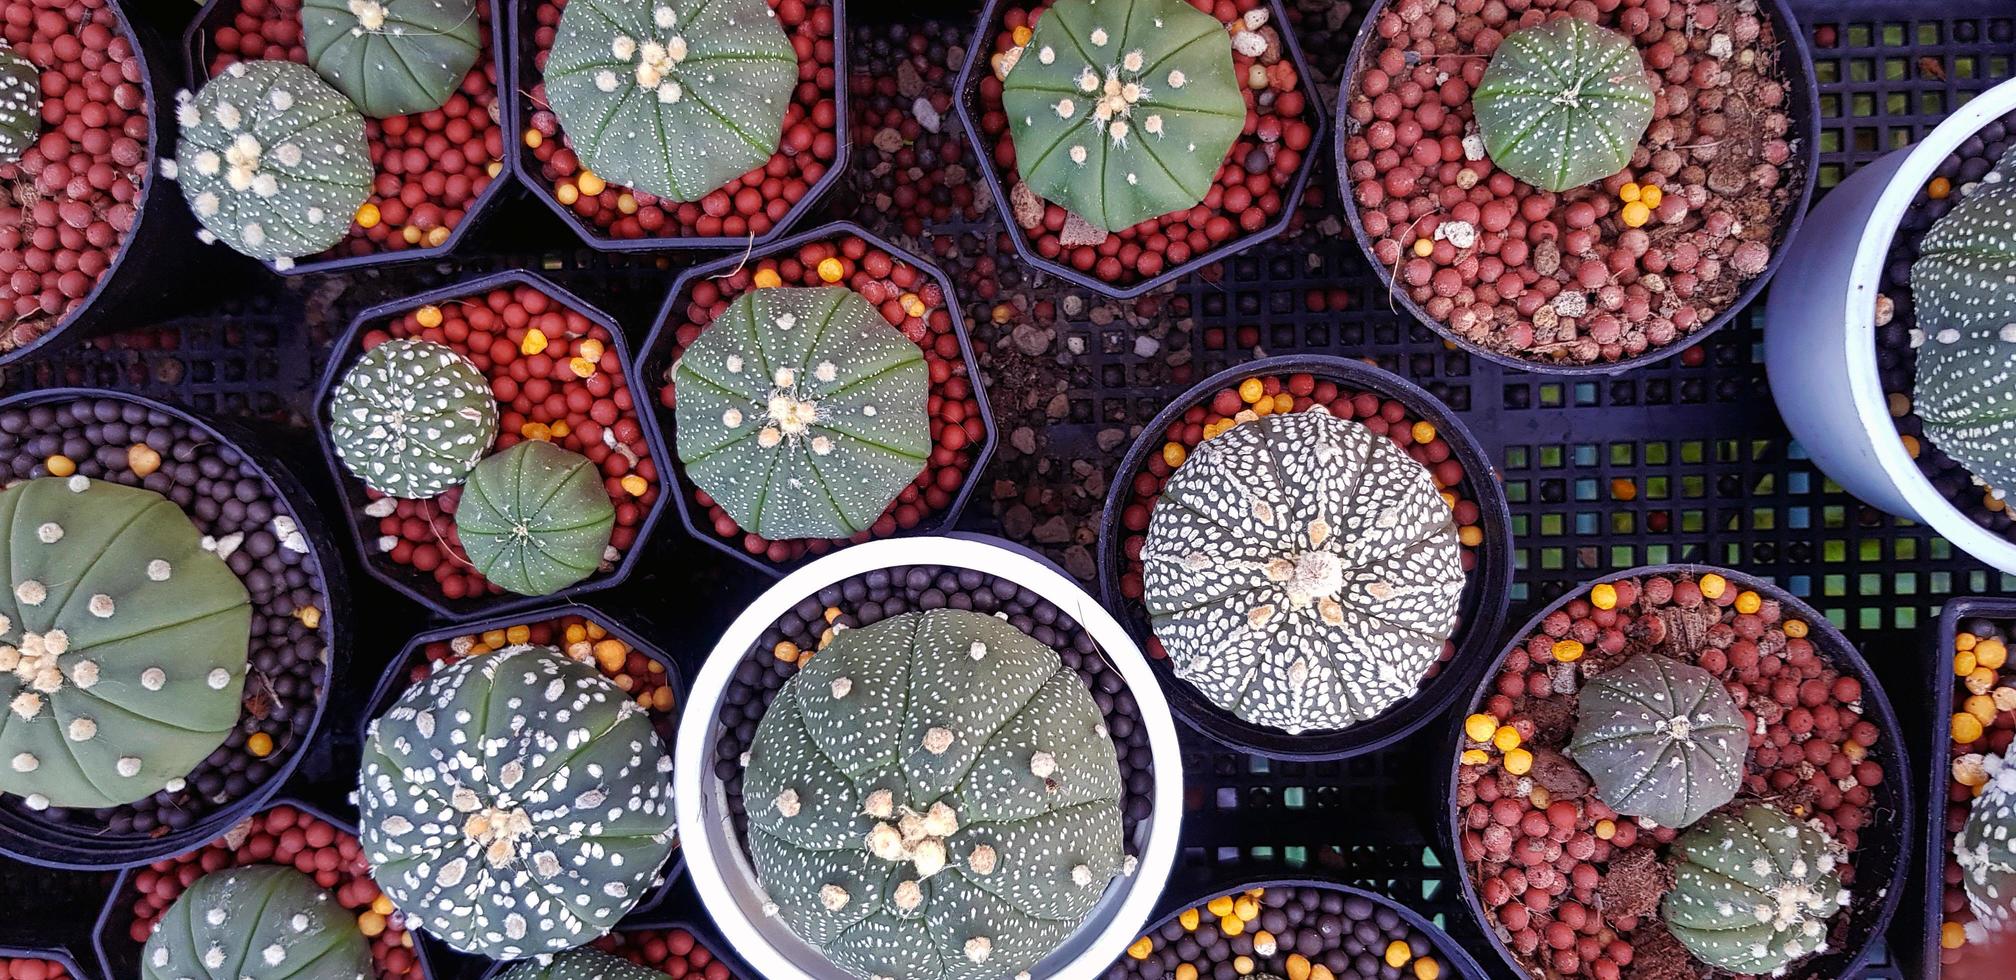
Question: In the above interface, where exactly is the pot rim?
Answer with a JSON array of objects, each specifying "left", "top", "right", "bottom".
[
  {"left": 471, "top": 916, "right": 755, "bottom": 979},
  {"left": 1921, "top": 596, "right": 2016, "bottom": 978}
]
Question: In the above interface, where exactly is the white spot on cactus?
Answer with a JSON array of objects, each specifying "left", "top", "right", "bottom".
[
  {"left": 1070, "top": 145, "right": 1088, "bottom": 165},
  {"left": 653, "top": 5, "right": 675, "bottom": 28},
  {"left": 657, "top": 82, "right": 682, "bottom": 104},
  {"left": 1144, "top": 114, "right": 1164, "bottom": 136},
  {"left": 1078, "top": 68, "right": 1099, "bottom": 93},
  {"left": 70, "top": 659, "right": 97, "bottom": 689},
  {"left": 775, "top": 788, "right": 801, "bottom": 817},
  {"left": 820, "top": 884, "right": 850, "bottom": 910},
  {"left": 774, "top": 367, "right": 797, "bottom": 387},
  {"left": 268, "top": 87, "right": 294, "bottom": 112},
  {"left": 193, "top": 150, "right": 221, "bottom": 177},
  {"left": 33, "top": 522, "right": 59, "bottom": 543},
  {"left": 814, "top": 360, "right": 838, "bottom": 383},
  {"left": 868, "top": 822, "right": 905, "bottom": 860},
  {"left": 596, "top": 71, "right": 619, "bottom": 93},
  {"left": 863, "top": 788, "right": 893, "bottom": 819},
  {"left": 612, "top": 35, "right": 636, "bottom": 60},
  {"left": 969, "top": 641, "right": 987, "bottom": 661},
  {"left": 723, "top": 408, "right": 744, "bottom": 429},
  {"left": 1938, "top": 328, "right": 1962, "bottom": 344},
  {"left": 242, "top": 223, "right": 266, "bottom": 247},
  {"left": 725, "top": 354, "right": 743, "bottom": 373},
  {"left": 13, "top": 580, "right": 43, "bottom": 606},
  {"left": 23, "top": 793, "right": 46, "bottom": 810},
  {"left": 1072, "top": 863, "right": 1093, "bottom": 886},
  {"left": 202, "top": 947, "right": 226, "bottom": 970},
  {"left": 810, "top": 436, "right": 832, "bottom": 456},
  {"left": 66, "top": 475, "right": 87, "bottom": 493},
  {"left": 893, "top": 879, "right": 923, "bottom": 911},
  {"left": 141, "top": 666, "right": 166, "bottom": 691},
  {"left": 1122, "top": 49, "right": 1145, "bottom": 72},
  {"left": 193, "top": 192, "right": 220, "bottom": 217},
  {"left": 758, "top": 427, "right": 782, "bottom": 449},
  {"left": 830, "top": 676, "right": 852, "bottom": 698},
  {"left": 1029, "top": 750, "right": 1057, "bottom": 778},
  {"left": 88, "top": 594, "right": 114, "bottom": 618},
  {"left": 214, "top": 101, "right": 241, "bottom": 130},
  {"left": 1038, "top": 46, "right": 1055, "bottom": 64},
  {"left": 176, "top": 100, "right": 200, "bottom": 128},
  {"left": 964, "top": 937, "right": 992, "bottom": 963},
  {"left": 967, "top": 843, "right": 997, "bottom": 875},
  {"left": 1110, "top": 120, "right": 1130, "bottom": 145},
  {"left": 922, "top": 726, "right": 954, "bottom": 754},
  {"left": 912, "top": 838, "right": 947, "bottom": 877},
  {"left": 206, "top": 668, "right": 231, "bottom": 690},
  {"left": 9, "top": 752, "right": 34, "bottom": 772}
]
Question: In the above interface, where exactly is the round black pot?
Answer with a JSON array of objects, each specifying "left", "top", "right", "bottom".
[
  {"left": 471, "top": 915, "right": 752, "bottom": 979},
  {"left": 1095, "top": 353, "right": 1513, "bottom": 761}
]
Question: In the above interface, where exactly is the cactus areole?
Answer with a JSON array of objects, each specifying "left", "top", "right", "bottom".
[
  {"left": 672, "top": 285, "right": 930, "bottom": 541},
  {"left": 0, "top": 477, "right": 252, "bottom": 811},
  {"left": 1958, "top": 747, "right": 2016, "bottom": 937},
  {"left": 1911, "top": 145, "right": 2016, "bottom": 497},
  {"left": 357, "top": 644, "right": 676, "bottom": 958},
  {"left": 498, "top": 948, "right": 668, "bottom": 980},
  {"left": 329, "top": 337, "right": 499, "bottom": 499},
  {"left": 301, "top": 0, "right": 483, "bottom": 118},
  {"left": 142, "top": 865, "right": 372, "bottom": 980},
  {"left": 1470, "top": 18, "right": 1655, "bottom": 193},
  {"left": 1140, "top": 411, "right": 1464, "bottom": 734},
  {"left": 1567, "top": 653, "right": 1747, "bottom": 829},
  {"left": 743, "top": 609, "right": 1127, "bottom": 980},
  {"left": 543, "top": 0, "right": 797, "bottom": 203},
  {"left": 1662, "top": 805, "right": 1850, "bottom": 975},
  {"left": 1001, "top": 0, "right": 1247, "bottom": 234},
  {"left": 0, "top": 43, "right": 40, "bottom": 166},
  {"left": 456, "top": 440, "right": 616, "bottom": 596}
]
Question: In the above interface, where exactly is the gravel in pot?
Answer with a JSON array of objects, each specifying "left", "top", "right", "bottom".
[
  {"left": 1924, "top": 598, "right": 2016, "bottom": 977},
  {"left": 478, "top": 919, "right": 750, "bottom": 980},
  {"left": 0, "top": 949, "right": 81, "bottom": 980},
  {"left": 846, "top": 18, "right": 990, "bottom": 242}
]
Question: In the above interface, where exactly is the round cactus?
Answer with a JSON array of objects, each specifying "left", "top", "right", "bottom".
[
  {"left": 301, "top": 0, "right": 483, "bottom": 118},
  {"left": 498, "top": 948, "right": 666, "bottom": 980},
  {"left": 1470, "top": 17, "right": 1655, "bottom": 193},
  {"left": 1911, "top": 145, "right": 2016, "bottom": 496},
  {"left": 0, "top": 43, "right": 41, "bottom": 166},
  {"left": 1958, "top": 746, "right": 2016, "bottom": 936},
  {"left": 744, "top": 608, "right": 1126, "bottom": 980},
  {"left": 1140, "top": 411, "right": 1464, "bottom": 734},
  {"left": 328, "top": 337, "right": 499, "bottom": 499},
  {"left": 357, "top": 644, "right": 676, "bottom": 958},
  {"left": 543, "top": 0, "right": 797, "bottom": 203},
  {"left": 171, "top": 60, "right": 373, "bottom": 264},
  {"left": 455, "top": 439, "right": 615, "bottom": 596},
  {"left": 1567, "top": 653, "right": 1747, "bottom": 829},
  {"left": 672, "top": 285, "right": 930, "bottom": 541},
  {"left": 1662, "top": 805, "right": 1849, "bottom": 975},
  {"left": 1001, "top": 0, "right": 1247, "bottom": 234},
  {"left": 0, "top": 477, "right": 252, "bottom": 811},
  {"left": 141, "top": 865, "right": 371, "bottom": 980}
]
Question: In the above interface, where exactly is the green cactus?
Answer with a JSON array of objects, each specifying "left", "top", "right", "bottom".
[
  {"left": 171, "top": 60, "right": 372, "bottom": 265},
  {"left": 0, "top": 477, "right": 251, "bottom": 811},
  {"left": 1662, "top": 805, "right": 1850, "bottom": 975},
  {"left": 1567, "top": 653, "right": 1747, "bottom": 829},
  {"left": 1911, "top": 145, "right": 2016, "bottom": 496},
  {"left": 1001, "top": 0, "right": 1247, "bottom": 234},
  {"left": 744, "top": 608, "right": 1126, "bottom": 980},
  {"left": 543, "top": 0, "right": 797, "bottom": 203},
  {"left": 672, "top": 285, "right": 929, "bottom": 541},
  {"left": 328, "top": 337, "right": 499, "bottom": 499},
  {"left": 141, "top": 865, "right": 372, "bottom": 980},
  {"left": 455, "top": 439, "right": 615, "bottom": 596},
  {"left": 357, "top": 644, "right": 676, "bottom": 959},
  {"left": 1958, "top": 747, "right": 2016, "bottom": 936},
  {"left": 301, "top": 0, "right": 483, "bottom": 118},
  {"left": 1470, "top": 17, "right": 1655, "bottom": 193},
  {"left": 498, "top": 948, "right": 666, "bottom": 980},
  {"left": 0, "top": 43, "right": 41, "bottom": 166}
]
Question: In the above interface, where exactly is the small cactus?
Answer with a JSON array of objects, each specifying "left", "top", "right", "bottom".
[
  {"left": 1662, "top": 805, "right": 1849, "bottom": 975},
  {"left": 141, "top": 865, "right": 371, "bottom": 980},
  {"left": 498, "top": 948, "right": 666, "bottom": 980},
  {"left": 543, "top": 0, "right": 797, "bottom": 203},
  {"left": 328, "top": 337, "right": 499, "bottom": 499},
  {"left": 1001, "top": 0, "right": 1247, "bottom": 234},
  {"left": 744, "top": 608, "right": 1126, "bottom": 980},
  {"left": 1470, "top": 18, "right": 1655, "bottom": 193},
  {"left": 455, "top": 439, "right": 615, "bottom": 596},
  {"left": 0, "top": 43, "right": 41, "bottom": 165},
  {"left": 672, "top": 285, "right": 929, "bottom": 541},
  {"left": 1957, "top": 746, "right": 2016, "bottom": 937},
  {"left": 171, "top": 60, "right": 373, "bottom": 264},
  {"left": 1567, "top": 653, "right": 1747, "bottom": 829},
  {"left": 1911, "top": 145, "right": 2016, "bottom": 496},
  {"left": 301, "top": 0, "right": 483, "bottom": 118}
]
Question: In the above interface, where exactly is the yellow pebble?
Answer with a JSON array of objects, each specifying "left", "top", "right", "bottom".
[
  {"left": 426, "top": 226, "right": 451, "bottom": 248},
  {"left": 415, "top": 305, "right": 444, "bottom": 329},
  {"left": 1621, "top": 201, "right": 1651, "bottom": 227},
  {"left": 1464, "top": 713, "right": 1497, "bottom": 742},
  {"left": 594, "top": 638, "right": 628, "bottom": 673},
  {"left": 1618, "top": 182, "right": 1641, "bottom": 203},
  {"left": 505, "top": 624, "right": 531, "bottom": 644},
  {"left": 1385, "top": 940, "right": 1411, "bottom": 968},
  {"left": 1252, "top": 930, "right": 1278, "bottom": 956},
  {"left": 43, "top": 455, "right": 74, "bottom": 477},
  {"left": 818, "top": 257, "right": 845, "bottom": 283},
  {"left": 1968, "top": 667, "right": 1997, "bottom": 696},
  {"left": 1595, "top": 818, "right": 1616, "bottom": 840},
  {"left": 1251, "top": 396, "right": 1274, "bottom": 417},
  {"left": 1127, "top": 937, "right": 1153, "bottom": 960},
  {"left": 549, "top": 420, "right": 570, "bottom": 439},
  {"left": 1012, "top": 25, "right": 1033, "bottom": 45},
  {"left": 1943, "top": 921, "right": 1967, "bottom": 949},
  {"left": 1965, "top": 694, "right": 1998, "bottom": 725},
  {"left": 1785, "top": 619, "right": 1808, "bottom": 638},
  {"left": 521, "top": 329, "right": 549, "bottom": 356},
  {"left": 621, "top": 474, "right": 648, "bottom": 496},
  {"left": 1504, "top": 747, "right": 1533, "bottom": 775},
  {"left": 1163, "top": 442, "right": 1188, "bottom": 467},
  {"left": 1220, "top": 914, "right": 1245, "bottom": 936},
  {"left": 1238, "top": 378, "right": 1265, "bottom": 404},
  {"left": 1978, "top": 639, "right": 2008, "bottom": 669},
  {"left": 1411, "top": 420, "right": 1436, "bottom": 444},
  {"left": 1552, "top": 639, "right": 1585, "bottom": 663},
  {"left": 1232, "top": 955, "right": 1254, "bottom": 974},
  {"left": 587, "top": 622, "right": 607, "bottom": 640},
  {"left": 1491, "top": 724, "right": 1521, "bottom": 751},
  {"left": 358, "top": 911, "right": 387, "bottom": 938},
  {"left": 901, "top": 293, "right": 927, "bottom": 318},
  {"left": 577, "top": 170, "right": 607, "bottom": 197},
  {"left": 1955, "top": 712, "right": 1986, "bottom": 744},
  {"left": 1698, "top": 573, "right": 1728, "bottom": 599},
  {"left": 565, "top": 624, "right": 589, "bottom": 644},
  {"left": 127, "top": 443, "right": 161, "bottom": 477},
  {"left": 1285, "top": 954, "right": 1311, "bottom": 980},
  {"left": 556, "top": 183, "right": 580, "bottom": 206},
  {"left": 520, "top": 422, "right": 552, "bottom": 442},
  {"left": 1413, "top": 238, "right": 1433, "bottom": 258},
  {"left": 1207, "top": 896, "right": 1236, "bottom": 917},
  {"left": 1460, "top": 748, "right": 1490, "bottom": 766},
  {"left": 1179, "top": 908, "right": 1200, "bottom": 931},
  {"left": 401, "top": 225, "right": 422, "bottom": 245},
  {"left": 773, "top": 641, "right": 799, "bottom": 661},
  {"left": 1272, "top": 392, "right": 1294, "bottom": 414},
  {"left": 1310, "top": 967, "right": 1335, "bottom": 980},
  {"left": 523, "top": 128, "right": 543, "bottom": 149},
  {"left": 754, "top": 268, "right": 783, "bottom": 289},
  {"left": 570, "top": 356, "right": 596, "bottom": 378},
  {"left": 481, "top": 629, "right": 507, "bottom": 647},
  {"left": 617, "top": 193, "right": 639, "bottom": 215},
  {"left": 1959, "top": 632, "right": 1980, "bottom": 652},
  {"left": 1642, "top": 185, "right": 1664, "bottom": 208},
  {"left": 246, "top": 732, "right": 273, "bottom": 758},
  {"left": 1458, "top": 525, "right": 1483, "bottom": 547},
  {"left": 1414, "top": 957, "right": 1440, "bottom": 980},
  {"left": 486, "top": 161, "right": 503, "bottom": 178},
  {"left": 1233, "top": 896, "right": 1259, "bottom": 921},
  {"left": 371, "top": 894, "right": 394, "bottom": 916},
  {"left": 355, "top": 202, "right": 381, "bottom": 228},
  {"left": 1735, "top": 590, "right": 1762, "bottom": 615},
  {"left": 296, "top": 605, "right": 321, "bottom": 630},
  {"left": 1175, "top": 965, "right": 1198, "bottom": 980},
  {"left": 1589, "top": 583, "right": 1618, "bottom": 610}
]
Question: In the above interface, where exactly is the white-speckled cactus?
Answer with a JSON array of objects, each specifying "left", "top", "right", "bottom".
[
  {"left": 1140, "top": 411, "right": 1463, "bottom": 734},
  {"left": 329, "top": 337, "right": 499, "bottom": 499},
  {"left": 1958, "top": 746, "right": 2016, "bottom": 937},
  {"left": 1567, "top": 653, "right": 1747, "bottom": 828},
  {"left": 1662, "top": 805, "right": 1849, "bottom": 975},
  {"left": 456, "top": 439, "right": 615, "bottom": 596},
  {"left": 357, "top": 644, "right": 676, "bottom": 958},
  {"left": 673, "top": 285, "right": 929, "bottom": 541},
  {"left": 543, "top": 0, "right": 796, "bottom": 203},
  {"left": 302, "top": 0, "right": 482, "bottom": 118},
  {"left": 498, "top": 948, "right": 666, "bottom": 980},
  {"left": 1470, "top": 18, "right": 1654, "bottom": 193},
  {"left": 142, "top": 865, "right": 372, "bottom": 980},
  {"left": 0, "top": 43, "right": 40, "bottom": 165},
  {"left": 1912, "top": 145, "right": 2016, "bottom": 495},
  {"left": 1001, "top": 0, "right": 1247, "bottom": 234},
  {"left": 171, "top": 60, "right": 372, "bottom": 265},
  {"left": 744, "top": 609, "right": 1126, "bottom": 980}
]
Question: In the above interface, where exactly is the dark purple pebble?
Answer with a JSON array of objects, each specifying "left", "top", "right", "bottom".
[{"left": 1104, "top": 885, "right": 1446, "bottom": 980}]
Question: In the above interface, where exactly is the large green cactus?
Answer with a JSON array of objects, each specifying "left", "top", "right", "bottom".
[
  {"left": 455, "top": 439, "right": 615, "bottom": 596},
  {"left": 744, "top": 609, "right": 1126, "bottom": 980},
  {"left": 328, "top": 337, "right": 499, "bottom": 499},
  {"left": 1958, "top": 747, "right": 2016, "bottom": 936},
  {"left": 543, "top": 0, "right": 797, "bottom": 202},
  {"left": 0, "top": 477, "right": 251, "bottom": 811},
  {"left": 1568, "top": 653, "right": 1747, "bottom": 829},
  {"left": 1471, "top": 17, "right": 1655, "bottom": 193},
  {"left": 1002, "top": 0, "right": 1247, "bottom": 234},
  {"left": 357, "top": 644, "right": 676, "bottom": 958},
  {"left": 141, "top": 865, "right": 372, "bottom": 980},
  {"left": 1662, "top": 805, "right": 1850, "bottom": 975},
  {"left": 673, "top": 285, "right": 929, "bottom": 541},
  {"left": 171, "top": 60, "right": 372, "bottom": 264},
  {"left": 0, "top": 43, "right": 40, "bottom": 166},
  {"left": 498, "top": 948, "right": 666, "bottom": 980},
  {"left": 1911, "top": 145, "right": 2016, "bottom": 495},
  {"left": 301, "top": 0, "right": 483, "bottom": 118}
]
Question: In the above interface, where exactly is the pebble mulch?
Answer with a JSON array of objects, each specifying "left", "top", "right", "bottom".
[{"left": 1112, "top": 884, "right": 1458, "bottom": 980}]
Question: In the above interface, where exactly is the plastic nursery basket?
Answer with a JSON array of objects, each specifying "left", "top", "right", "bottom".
[
  {"left": 1442, "top": 564, "right": 1913, "bottom": 980},
  {"left": 674, "top": 534, "right": 1184, "bottom": 980},
  {"left": 1334, "top": 0, "right": 1821, "bottom": 376},
  {"left": 952, "top": 0, "right": 1327, "bottom": 301},
  {"left": 505, "top": 0, "right": 851, "bottom": 252},
  {"left": 0, "top": 387, "right": 344, "bottom": 870},
  {"left": 472, "top": 916, "right": 754, "bottom": 979},
  {"left": 637, "top": 219, "right": 996, "bottom": 577},
  {"left": 178, "top": 0, "right": 518, "bottom": 276},
  {"left": 1095, "top": 353, "right": 1513, "bottom": 761},
  {"left": 0, "top": 946, "right": 84, "bottom": 980},
  {"left": 312, "top": 268, "right": 675, "bottom": 620}
]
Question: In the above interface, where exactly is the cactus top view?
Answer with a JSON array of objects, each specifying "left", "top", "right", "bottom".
[
  {"left": 1567, "top": 653, "right": 1748, "bottom": 829},
  {"left": 327, "top": 337, "right": 499, "bottom": 500},
  {"left": 1470, "top": 17, "right": 1655, "bottom": 193},
  {"left": 1958, "top": 746, "right": 2016, "bottom": 937},
  {"left": 454, "top": 439, "right": 616, "bottom": 597},
  {"left": 141, "top": 865, "right": 372, "bottom": 980},
  {"left": 498, "top": 948, "right": 668, "bottom": 980},
  {"left": 1661, "top": 804, "right": 1850, "bottom": 975},
  {"left": 1911, "top": 144, "right": 2016, "bottom": 498},
  {"left": 301, "top": 0, "right": 484, "bottom": 118},
  {"left": 0, "top": 42, "right": 40, "bottom": 166}
]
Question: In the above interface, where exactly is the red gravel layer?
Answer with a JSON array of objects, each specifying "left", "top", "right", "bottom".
[
  {"left": 522, "top": 0, "right": 840, "bottom": 242},
  {"left": 0, "top": 960, "right": 65, "bottom": 980},
  {"left": 593, "top": 926, "right": 738, "bottom": 980}
]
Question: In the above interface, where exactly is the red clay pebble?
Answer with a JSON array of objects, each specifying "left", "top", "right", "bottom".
[
  {"left": 0, "top": 960, "right": 65, "bottom": 980},
  {"left": 591, "top": 927, "right": 734, "bottom": 980}
]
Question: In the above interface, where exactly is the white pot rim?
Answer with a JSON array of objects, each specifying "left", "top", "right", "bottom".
[{"left": 674, "top": 534, "right": 1186, "bottom": 980}]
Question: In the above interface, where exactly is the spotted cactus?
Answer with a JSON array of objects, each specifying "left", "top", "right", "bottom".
[
  {"left": 1001, "top": 0, "right": 1247, "bottom": 234},
  {"left": 142, "top": 865, "right": 371, "bottom": 980},
  {"left": 171, "top": 60, "right": 372, "bottom": 264},
  {"left": 357, "top": 644, "right": 676, "bottom": 958},
  {"left": 1911, "top": 145, "right": 2016, "bottom": 495},
  {"left": 456, "top": 440, "right": 615, "bottom": 596},
  {"left": 1470, "top": 17, "right": 1655, "bottom": 193},
  {"left": 498, "top": 948, "right": 666, "bottom": 980},
  {"left": 744, "top": 609, "right": 1126, "bottom": 980},
  {"left": 1140, "top": 411, "right": 1463, "bottom": 734},
  {"left": 672, "top": 285, "right": 929, "bottom": 540},
  {"left": 0, "top": 43, "right": 40, "bottom": 165},
  {"left": 543, "top": 0, "right": 796, "bottom": 203},
  {"left": 0, "top": 477, "right": 251, "bottom": 811},
  {"left": 1662, "top": 805, "right": 1849, "bottom": 975},
  {"left": 1958, "top": 746, "right": 2016, "bottom": 937},
  {"left": 1567, "top": 653, "right": 1747, "bottom": 829},
  {"left": 302, "top": 0, "right": 483, "bottom": 118},
  {"left": 329, "top": 337, "right": 499, "bottom": 499}
]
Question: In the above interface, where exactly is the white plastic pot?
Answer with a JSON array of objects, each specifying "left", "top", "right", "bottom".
[
  {"left": 674, "top": 534, "right": 1185, "bottom": 980},
  {"left": 1765, "top": 76, "right": 2016, "bottom": 573}
]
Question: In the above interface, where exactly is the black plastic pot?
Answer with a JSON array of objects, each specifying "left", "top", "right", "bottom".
[
  {"left": 472, "top": 915, "right": 752, "bottom": 979},
  {"left": 1441, "top": 564, "right": 1912, "bottom": 980},
  {"left": 1095, "top": 354, "right": 1512, "bottom": 761},
  {"left": 506, "top": 0, "right": 850, "bottom": 252},
  {"left": 0, "top": 388, "right": 342, "bottom": 871},
  {"left": 312, "top": 269, "right": 675, "bottom": 620},
  {"left": 637, "top": 220, "right": 996, "bottom": 578},
  {"left": 953, "top": 0, "right": 1327, "bottom": 300},
  {"left": 1334, "top": 0, "right": 1820, "bottom": 375}
]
